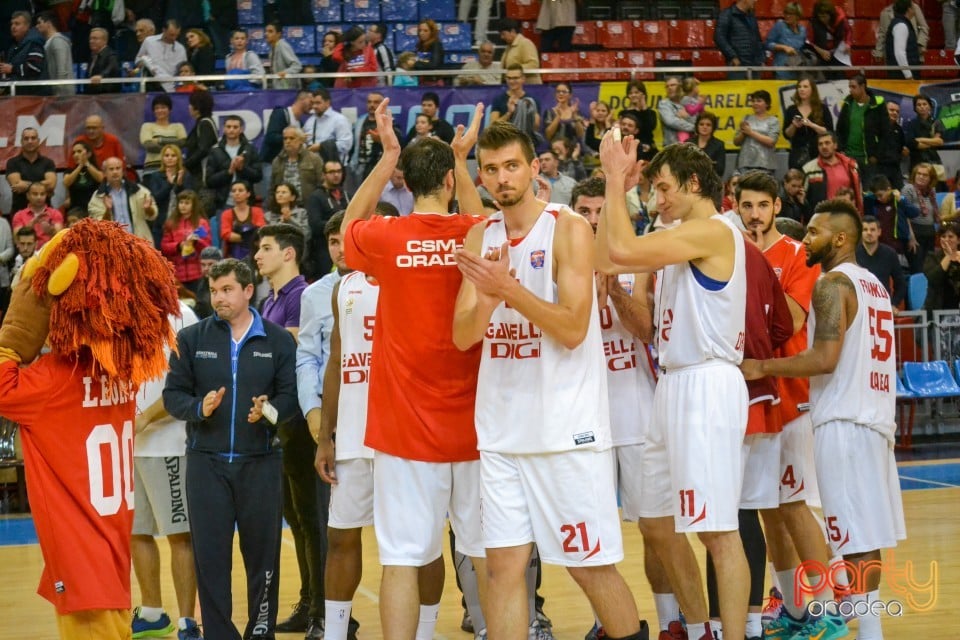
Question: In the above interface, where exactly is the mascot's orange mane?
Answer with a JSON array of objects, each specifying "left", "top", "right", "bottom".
[{"left": 29, "top": 219, "right": 181, "bottom": 386}]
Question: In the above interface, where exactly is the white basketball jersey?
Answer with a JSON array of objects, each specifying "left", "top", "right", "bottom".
[
  {"left": 335, "top": 271, "right": 378, "bottom": 460},
  {"left": 600, "top": 273, "right": 656, "bottom": 446},
  {"left": 656, "top": 215, "right": 747, "bottom": 370},
  {"left": 475, "top": 206, "right": 611, "bottom": 454},
  {"left": 809, "top": 263, "right": 897, "bottom": 440}
]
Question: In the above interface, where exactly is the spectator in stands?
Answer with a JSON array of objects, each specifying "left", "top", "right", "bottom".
[
  {"left": 304, "top": 158, "right": 352, "bottom": 278},
  {"left": 809, "top": 0, "right": 852, "bottom": 76},
  {"left": 692, "top": 111, "right": 726, "bottom": 178},
  {"left": 583, "top": 100, "right": 611, "bottom": 160},
  {"left": 536, "top": 0, "right": 575, "bottom": 52},
  {"left": 380, "top": 168, "right": 413, "bottom": 217},
  {"left": 86, "top": 27, "right": 121, "bottom": 93},
  {"left": 353, "top": 92, "right": 401, "bottom": 181},
  {"left": 783, "top": 75, "right": 834, "bottom": 170},
  {"left": 537, "top": 149, "right": 577, "bottom": 205},
  {"left": 780, "top": 168, "right": 814, "bottom": 223},
  {"left": 658, "top": 75, "right": 695, "bottom": 147},
  {"left": 332, "top": 25, "right": 379, "bottom": 89},
  {"left": 408, "top": 91, "right": 455, "bottom": 144},
  {"left": 803, "top": 131, "right": 863, "bottom": 211},
  {"left": 621, "top": 81, "right": 658, "bottom": 160},
  {"left": 405, "top": 113, "right": 436, "bottom": 148},
  {"left": 175, "top": 61, "right": 208, "bottom": 92},
  {"left": 543, "top": 82, "right": 585, "bottom": 150},
  {"left": 885, "top": 0, "right": 922, "bottom": 79},
  {"left": 304, "top": 88, "right": 354, "bottom": 165},
  {"left": 858, "top": 215, "right": 908, "bottom": 308},
  {"left": 943, "top": 0, "right": 958, "bottom": 52},
  {"left": 940, "top": 179, "right": 960, "bottom": 222},
  {"left": 10, "top": 226, "right": 36, "bottom": 285},
  {"left": 36, "top": 11, "right": 73, "bottom": 95},
  {"left": 367, "top": 23, "right": 396, "bottom": 86},
  {"left": 135, "top": 18, "right": 187, "bottom": 92},
  {"left": 12, "top": 182, "right": 64, "bottom": 246},
  {"left": 5, "top": 127, "right": 56, "bottom": 213},
  {"left": 1, "top": 11, "right": 48, "bottom": 95},
  {"left": 185, "top": 28, "right": 216, "bottom": 77},
  {"left": 394, "top": 52, "right": 419, "bottom": 86},
  {"left": 490, "top": 64, "right": 542, "bottom": 144},
  {"left": 127, "top": 18, "right": 157, "bottom": 65},
  {"left": 874, "top": 0, "right": 928, "bottom": 63},
  {"left": 863, "top": 174, "right": 918, "bottom": 260},
  {"left": 499, "top": 18, "right": 541, "bottom": 83},
  {"left": 220, "top": 180, "right": 265, "bottom": 260},
  {"left": 183, "top": 90, "right": 218, "bottom": 191},
  {"left": 206, "top": 115, "right": 264, "bottom": 213},
  {"left": 551, "top": 136, "right": 586, "bottom": 182},
  {"left": 836, "top": 73, "right": 888, "bottom": 183},
  {"left": 765, "top": 2, "right": 808, "bottom": 79},
  {"left": 140, "top": 94, "right": 188, "bottom": 174},
  {"left": 74, "top": 115, "right": 130, "bottom": 179},
  {"left": 876, "top": 100, "right": 908, "bottom": 189},
  {"left": 262, "top": 90, "right": 313, "bottom": 163},
  {"left": 455, "top": 40, "right": 500, "bottom": 85},
  {"left": 905, "top": 93, "right": 945, "bottom": 176},
  {"left": 735, "top": 89, "right": 779, "bottom": 174},
  {"left": 715, "top": 0, "right": 764, "bottom": 79},
  {"left": 459, "top": 0, "right": 494, "bottom": 48},
  {"left": 318, "top": 30, "right": 341, "bottom": 85},
  {"left": 270, "top": 127, "right": 324, "bottom": 208},
  {"left": 88, "top": 156, "right": 158, "bottom": 243},
  {"left": 413, "top": 19, "right": 445, "bottom": 85},
  {"left": 62, "top": 141, "right": 103, "bottom": 217},
  {"left": 902, "top": 162, "right": 940, "bottom": 271},
  {"left": 225, "top": 28, "right": 265, "bottom": 90},
  {"left": 266, "top": 20, "right": 303, "bottom": 90},
  {"left": 923, "top": 221, "right": 960, "bottom": 310},
  {"left": 160, "top": 190, "right": 212, "bottom": 293},
  {"left": 266, "top": 182, "right": 310, "bottom": 236},
  {"left": 142, "top": 144, "right": 187, "bottom": 247}
]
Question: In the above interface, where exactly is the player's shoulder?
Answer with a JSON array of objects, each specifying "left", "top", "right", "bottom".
[{"left": 552, "top": 204, "right": 592, "bottom": 233}]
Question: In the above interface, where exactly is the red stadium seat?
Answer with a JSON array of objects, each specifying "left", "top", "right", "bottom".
[
  {"left": 577, "top": 51, "right": 618, "bottom": 81},
  {"left": 841, "top": 0, "right": 857, "bottom": 17},
  {"left": 520, "top": 20, "right": 541, "bottom": 47},
  {"left": 692, "top": 49, "right": 727, "bottom": 80},
  {"left": 505, "top": 0, "right": 541, "bottom": 20},
  {"left": 616, "top": 51, "right": 654, "bottom": 80},
  {"left": 850, "top": 48, "right": 875, "bottom": 68},
  {"left": 572, "top": 21, "right": 598, "bottom": 47},
  {"left": 758, "top": 19, "right": 776, "bottom": 40},
  {"left": 855, "top": 0, "right": 887, "bottom": 18},
  {"left": 668, "top": 19, "right": 714, "bottom": 49},
  {"left": 597, "top": 20, "right": 635, "bottom": 49},
  {"left": 756, "top": 0, "right": 794, "bottom": 19},
  {"left": 540, "top": 52, "right": 580, "bottom": 82},
  {"left": 924, "top": 49, "right": 958, "bottom": 79},
  {"left": 631, "top": 20, "right": 666, "bottom": 49},
  {"left": 850, "top": 19, "right": 879, "bottom": 49}
]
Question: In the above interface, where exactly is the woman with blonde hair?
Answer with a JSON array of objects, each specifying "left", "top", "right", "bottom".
[
  {"left": 783, "top": 75, "right": 834, "bottom": 169},
  {"left": 143, "top": 143, "right": 188, "bottom": 248},
  {"left": 766, "top": 2, "right": 808, "bottom": 79},
  {"left": 185, "top": 28, "right": 215, "bottom": 77}
]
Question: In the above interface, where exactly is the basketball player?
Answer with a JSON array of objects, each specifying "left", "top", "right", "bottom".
[
  {"left": 597, "top": 134, "right": 750, "bottom": 640},
  {"left": 742, "top": 199, "right": 905, "bottom": 640},
  {"left": 340, "top": 99, "right": 488, "bottom": 640},
  {"left": 735, "top": 171, "right": 848, "bottom": 639},
  {"left": 453, "top": 122, "right": 646, "bottom": 640}
]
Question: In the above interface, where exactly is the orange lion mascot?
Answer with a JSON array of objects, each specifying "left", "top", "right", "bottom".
[{"left": 0, "top": 219, "right": 180, "bottom": 640}]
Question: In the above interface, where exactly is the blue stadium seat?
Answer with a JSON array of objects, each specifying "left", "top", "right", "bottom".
[
  {"left": 902, "top": 360, "right": 960, "bottom": 398},
  {"left": 896, "top": 373, "right": 915, "bottom": 399},
  {"left": 908, "top": 272, "right": 927, "bottom": 311}
]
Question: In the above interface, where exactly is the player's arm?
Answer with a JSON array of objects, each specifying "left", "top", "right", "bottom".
[
  {"left": 785, "top": 295, "right": 808, "bottom": 335},
  {"left": 314, "top": 282, "right": 341, "bottom": 483},
  {"left": 742, "top": 272, "right": 855, "bottom": 380},
  {"left": 608, "top": 272, "right": 654, "bottom": 343},
  {"left": 500, "top": 213, "right": 597, "bottom": 348},
  {"left": 136, "top": 396, "right": 169, "bottom": 434},
  {"left": 453, "top": 222, "right": 500, "bottom": 350},
  {"left": 341, "top": 98, "right": 400, "bottom": 235},
  {"left": 452, "top": 102, "right": 486, "bottom": 217}
]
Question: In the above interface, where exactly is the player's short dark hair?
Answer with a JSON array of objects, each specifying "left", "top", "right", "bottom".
[
  {"left": 776, "top": 217, "right": 806, "bottom": 241},
  {"left": 375, "top": 201, "right": 400, "bottom": 217},
  {"left": 325, "top": 211, "right": 345, "bottom": 239},
  {"left": 571, "top": 177, "right": 605, "bottom": 208},
  {"left": 209, "top": 258, "right": 254, "bottom": 288},
  {"left": 258, "top": 223, "right": 305, "bottom": 264},
  {"left": 644, "top": 144, "right": 724, "bottom": 210},
  {"left": 814, "top": 197, "right": 862, "bottom": 244},
  {"left": 736, "top": 170, "right": 780, "bottom": 202},
  {"left": 477, "top": 121, "right": 535, "bottom": 164},
  {"left": 399, "top": 137, "right": 454, "bottom": 199}
]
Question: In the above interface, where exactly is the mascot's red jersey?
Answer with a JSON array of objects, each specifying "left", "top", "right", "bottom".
[{"left": 0, "top": 355, "right": 135, "bottom": 614}]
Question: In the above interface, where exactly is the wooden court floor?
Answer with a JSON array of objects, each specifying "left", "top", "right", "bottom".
[{"left": 0, "top": 481, "right": 954, "bottom": 639}]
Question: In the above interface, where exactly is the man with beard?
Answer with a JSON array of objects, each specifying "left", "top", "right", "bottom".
[{"left": 741, "top": 199, "right": 905, "bottom": 640}]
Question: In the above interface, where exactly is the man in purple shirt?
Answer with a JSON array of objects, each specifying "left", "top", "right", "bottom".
[{"left": 254, "top": 223, "right": 327, "bottom": 639}]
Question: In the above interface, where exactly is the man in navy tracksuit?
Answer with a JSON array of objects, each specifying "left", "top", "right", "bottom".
[{"left": 164, "top": 258, "right": 298, "bottom": 640}]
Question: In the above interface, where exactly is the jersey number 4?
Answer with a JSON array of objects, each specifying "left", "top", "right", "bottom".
[
  {"left": 868, "top": 307, "right": 893, "bottom": 362},
  {"left": 86, "top": 421, "right": 135, "bottom": 517}
]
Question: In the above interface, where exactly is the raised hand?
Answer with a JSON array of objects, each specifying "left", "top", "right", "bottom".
[
  {"left": 452, "top": 102, "right": 485, "bottom": 160},
  {"left": 599, "top": 127, "right": 640, "bottom": 180},
  {"left": 202, "top": 386, "right": 226, "bottom": 417},
  {"left": 375, "top": 97, "right": 400, "bottom": 155}
]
